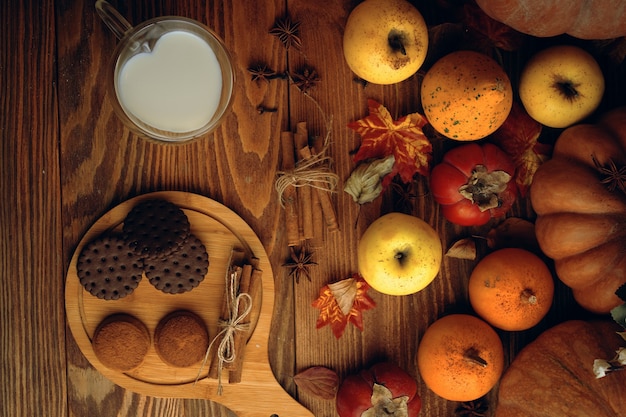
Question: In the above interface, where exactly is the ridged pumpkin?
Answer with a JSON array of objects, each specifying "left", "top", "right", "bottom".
[
  {"left": 475, "top": 0, "right": 626, "bottom": 40},
  {"left": 496, "top": 320, "right": 626, "bottom": 417},
  {"left": 530, "top": 107, "right": 626, "bottom": 314}
]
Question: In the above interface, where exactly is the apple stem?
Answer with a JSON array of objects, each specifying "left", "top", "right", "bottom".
[
  {"left": 521, "top": 288, "right": 537, "bottom": 305},
  {"left": 464, "top": 347, "right": 488, "bottom": 368}
]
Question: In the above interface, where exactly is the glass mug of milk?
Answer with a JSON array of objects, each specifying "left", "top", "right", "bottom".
[{"left": 96, "top": 0, "right": 234, "bottom": 143}]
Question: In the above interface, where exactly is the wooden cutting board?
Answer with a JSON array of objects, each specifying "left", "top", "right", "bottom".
[{"left": 65, "top": 191, "right": 313, "bottom": 417}]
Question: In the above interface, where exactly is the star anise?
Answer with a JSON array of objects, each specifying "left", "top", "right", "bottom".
[
  {"left": 282, "top": 246, "right": 317, "bottom": 283},
  {"left": 248, "top": 64, "right": 284, "bottom": 83},
  {"left": 455, "top": 398, "right": 489, "bottom": 417},
  {"left": 592, "top": 154, "right": 626, "bottom": 194},
  {"left": 269, "top": 15, "right": 302, "bottom": 51},
  {"left": 290, "top": 66, "right": 321, "bottom": 94},
  {"left": 389, "top": 178, "right": 418, "bottom": 213}
]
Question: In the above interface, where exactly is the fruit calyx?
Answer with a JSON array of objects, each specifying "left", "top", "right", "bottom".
[
  {"left": 552, "top": 75, "right": 581, "bottom": 103},
  {"left": 458, "top": 165, "right": 512, "bottom": 211},
  {"left": 463, "top": 347, "right": 488, "bottom": 368},
  {"left": 362, "top": 383, "right": 409, "bottom": 417},
  {"left": 388, "top": 29, "right": 407, "bottom": 55},
  {"left": 521, "top": 288, "right": 538, "bottom": 305}
]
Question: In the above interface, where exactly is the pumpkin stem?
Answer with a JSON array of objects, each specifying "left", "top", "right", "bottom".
[
  {"left": 521, "top": 288, "right": 537, "bottom": 305},
  {"left": 464, "top": 347, "right": 488, "bottom": 368},
  {"left": 592, "top": 154, "right": 626, "bottom": 195}
]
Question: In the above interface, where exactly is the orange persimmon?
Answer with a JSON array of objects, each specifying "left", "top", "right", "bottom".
[{"left": 469, "top": 248, "right": 554, "bottom": 331}]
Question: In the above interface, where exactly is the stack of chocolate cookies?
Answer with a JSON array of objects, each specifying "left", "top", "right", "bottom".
[{"left": 76, "top": 198, "right": 209, "bottom": 299}]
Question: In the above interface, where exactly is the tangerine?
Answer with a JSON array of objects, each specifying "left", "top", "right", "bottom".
[
  {"left": 417, "top": 314, "right": 504, "bottom": 402},
  {"left": 468, "top": 248, "right": 554, "bottom": 331}
]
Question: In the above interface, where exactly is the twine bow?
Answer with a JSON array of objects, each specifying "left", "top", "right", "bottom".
[
  {"left": 195, "top": 268, "right": 252, "bottom": 395},
  {"left": 275, "top": 153, "right": 339, "bottom": 207}
]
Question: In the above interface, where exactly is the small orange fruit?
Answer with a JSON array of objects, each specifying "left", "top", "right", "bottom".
[
  {"left": 468, "top": 247, "right": 554, "bottom": 331},
  {"left": 417, "top": 314, "right": 504, "bottom": 402},
  {"left": 420, "top": 50, "right": 513, "bottom": 141}
]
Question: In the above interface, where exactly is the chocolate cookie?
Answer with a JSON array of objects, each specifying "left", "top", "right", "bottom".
[
  {"left": 154, "top": 310, "right": 209, "bottom": 367},
  {"left": 122, "top": 199, "right": 190, "bottom": 260},
  {"left": 143, "top": 233, "right": 209, "bottom": 294},
  {"left": 77, "top": 234, "right": 144, "bottom": 300},
  {"left": 92, "top": 313, "right": 151, "bottom": 372}
]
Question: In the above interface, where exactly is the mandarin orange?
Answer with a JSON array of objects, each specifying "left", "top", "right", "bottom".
[{"left": 469, "top": 248, "right": 554, "bottom": 331}]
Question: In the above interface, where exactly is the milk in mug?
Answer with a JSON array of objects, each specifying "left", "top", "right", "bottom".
[{"left": 116, "top": 30, "right": 223, "bottom": 133}]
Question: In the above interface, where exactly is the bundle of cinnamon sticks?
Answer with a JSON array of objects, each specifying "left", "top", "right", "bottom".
[
  {"left": 280, "top": 121, "right": 339, "bottom": 247},
  {"left": 208, "top": 249, "right": 262, "bottom": 385}
]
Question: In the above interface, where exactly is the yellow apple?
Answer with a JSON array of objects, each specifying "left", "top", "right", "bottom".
[
  {"left": 342, "top": 0, "right": 429, "bottom": 85},
  {"left": 357, "top": 212, "right": 442, "bottom": 296},
  {"left": 519, "top": 45, "right": 605, "bottom": 128}
]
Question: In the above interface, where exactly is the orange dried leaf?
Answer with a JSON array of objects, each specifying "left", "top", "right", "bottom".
[
  {"left": 293, "top": 366, "right": 339, "bottom": 400},
  {"left": 490, "top": 102, "right": 550, "bottom": 197},
  {"left": 445, "top": 238, "right": 477, "bottom": 260},
  {"left": 593, "top": 37, "right": 626, "bottom": 64},
  {"left": 486, "top": 217, "right": 540, "bottom": 253},
  {"left": 312, "top": 274, "right": 376, "bottom": 338},
  {"left": 349, "top": 99, "right": 432, "bottom": 187}
]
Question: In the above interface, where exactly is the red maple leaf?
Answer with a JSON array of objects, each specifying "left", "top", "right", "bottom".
[
  {"left": 349, "top": 99, "right": 431, "bottom": 187},
  {"left": 490, "top": 102, "right": 552, "bottom": 197},
  {"left": 312, "top": 274, "right": 376, "bottom": 338}
]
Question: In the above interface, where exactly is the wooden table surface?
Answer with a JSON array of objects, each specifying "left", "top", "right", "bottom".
[{"left": 2, "top": 1, "right": 625, "bottom": 416}]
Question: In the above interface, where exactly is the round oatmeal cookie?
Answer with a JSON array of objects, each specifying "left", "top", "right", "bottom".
[
  {"left": 77, "top": 234, "right": 144, "bottom": 300},
  {"left": 154, "top": 310, "right": 209, "bottom": 367},
  {"left": 122, "top": 199, "right": 190, "bottom": 260},
  {"left": 144, "top": 233, "right": 209, "bottom": 294},
  {"left": 92, "top": 313, "right": 151, "bottom": 372}
]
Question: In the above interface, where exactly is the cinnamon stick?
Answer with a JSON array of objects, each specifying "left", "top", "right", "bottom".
[
  {"left": 224, "top": 263, "right": 253, "bottom": 372},
  {"left": 295, "top": 122, "right": 314, "bottom": 240},
  {"left": 208, "top": 264, "right": 243, "bottom": 379},
  {"left": 281, "top": 131, "right": 300, "bottom": 246},
  {"left": 308, "top": 135, "right": 326, "bottom": 246},
  {"left": 299, "top": 146, "right": 339, "bottom": 233},
  {"left": 309, "top": 187, "right": 325, "bottom": 247},
  {"left": 228, "top": 265, "right": 262, "bottom": 383}
]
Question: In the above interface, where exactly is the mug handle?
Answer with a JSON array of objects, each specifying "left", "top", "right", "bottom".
[{"left": 95, "top": 0, "right": 133, "bottom": 40}]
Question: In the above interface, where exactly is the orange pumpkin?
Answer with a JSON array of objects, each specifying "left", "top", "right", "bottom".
[
  {"left": 530, "top": 107, "right": 626, "bottom": 314},
  {"left": 496, "top": 320, "right": 626, "bottom": 417},
  {"left": 420, "top": 50, "right": 512, "bottom": 141},
  {"left": 475, "top": 0, "right": 626, "bottom": 40}
]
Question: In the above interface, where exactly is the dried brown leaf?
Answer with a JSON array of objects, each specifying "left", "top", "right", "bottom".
[
  {"left": 593, "top": 37, "right": 626, "bottom": 64},
  {"left": 445, "top": 238, "right": 477, "bottom": 260},
  {"left": 328, "top": 278, "right": 358, "bottom": 316},
  {"left": 486, "top": 217, "right": 539, "bottom": 252},
  {"left": 293, "top": 366, "right": 339, "bottom": 400}
]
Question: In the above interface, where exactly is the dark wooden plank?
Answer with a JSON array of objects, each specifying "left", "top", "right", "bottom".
[{"left": 0, "top": 1, "right": 66, "bottom": 416}]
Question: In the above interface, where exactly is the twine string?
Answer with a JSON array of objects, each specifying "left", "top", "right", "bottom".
[
  {"left": 275, "top": 152, "right": 339, "bottom": 207},
  {"left": 195, "top": 267, "right": 253, "bottom": 395}
]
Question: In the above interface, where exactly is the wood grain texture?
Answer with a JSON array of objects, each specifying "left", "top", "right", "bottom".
[
  {"left": 3, "top": 0, "right": 626, "bottom": 416},
  {"left": 0, "top": 1, "right": 66, "bottom": 416}
]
